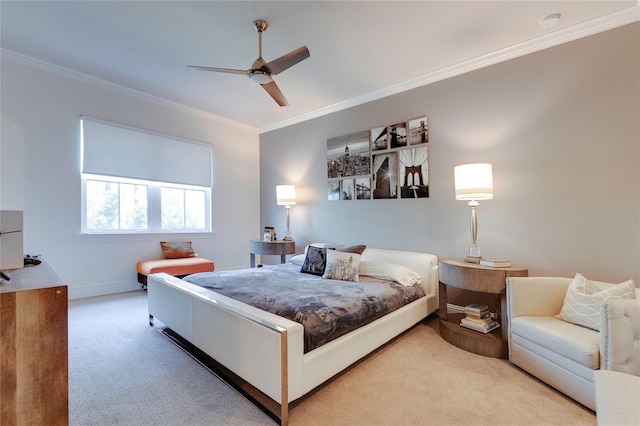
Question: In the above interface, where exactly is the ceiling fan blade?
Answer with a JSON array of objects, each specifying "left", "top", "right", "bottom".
[
  {"left": 186, "top": 65, "right": 249, "bottom": 77},
  {"left": 261, "top": 80, "right": 289, "bottom": 107},
  {"left": 262, "top": 46, "right": 310, "bottom": 75}
]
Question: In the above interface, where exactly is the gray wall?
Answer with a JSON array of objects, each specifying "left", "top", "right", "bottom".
[{"left": 260, "top": 23, "right": 639, "bottom": 285}]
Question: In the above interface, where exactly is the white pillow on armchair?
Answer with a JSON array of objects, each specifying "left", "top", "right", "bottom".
[{"left": 555, "top": 273, "right": 636, "bottom": 331}]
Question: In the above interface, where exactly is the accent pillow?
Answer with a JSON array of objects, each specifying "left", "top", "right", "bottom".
[
  {"left": 300, "top": 246, "right": 329, "bottom": 276},
  {"left": 555, "top": 273, "right": 636, "bottom": 331},
  {"left": 289, "top": 254, "right": 306, "bottom": 266},
  {"left": 322, "top": 250, "right": 361, "bottom": 282},
  {"left": 359, "top": 261, "right": 422, "bottom": 287},
  {"left": 160, "top": 241, "right": 196, "bottom": 259},
  {"left": 335, "top": 244, "right": 367, "bottom": 255}
]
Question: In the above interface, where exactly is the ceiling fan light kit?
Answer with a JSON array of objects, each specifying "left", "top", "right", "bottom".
[{"left": 187, "top": 19, "right": 310, "bottom": 107}]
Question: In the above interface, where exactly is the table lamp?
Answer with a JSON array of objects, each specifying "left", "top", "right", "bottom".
[
  {"left": 454, "top": 164, "right": 493, "bottom": 263},
  {"left": 276, "top": 185, "right": 296, "bottom": 241}
]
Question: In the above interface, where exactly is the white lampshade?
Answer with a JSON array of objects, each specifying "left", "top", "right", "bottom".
[
  {"left": 276, "top": 185, "right": 296, "bottom": 206},
  {"left": 454, "top": 164, "right": 494, "bottom": 201}
]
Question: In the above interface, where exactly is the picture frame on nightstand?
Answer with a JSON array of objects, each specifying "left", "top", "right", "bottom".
[{"left": 263, "top": 227, "right": 275, "bottom": 241}]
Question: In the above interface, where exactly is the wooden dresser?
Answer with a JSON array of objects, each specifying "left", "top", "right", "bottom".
[{"left": 0, "top": 261, "right": 68, "bottom": 425}]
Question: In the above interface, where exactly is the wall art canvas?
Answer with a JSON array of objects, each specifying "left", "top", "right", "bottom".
[
  {"left": 399, "top": 146, "right": 429, "bottom": 198},
  {"left": 327, "top": 130, "right": 371, "bottom": 178},
  {"left": 328, "top": 182, "right": 340, "bottom": 201},
  {"left": 341, "top": 179, "right": 354, "bottom": 200},
  {"left": 370, "top": 127, "right": 388, "bottom": 152},
  {"left": 389, "top": 122, "right": 408, "bottom": 149},
  {"left": 355, "top": 178, "right": 371, "bottom": 200},
  {"left": 408, "top": 116, "right": 429, "bottom": 145},
  {"left": 372, "top": 152, "right": 398, "bottom": 199},
  {"left": 327, "top": 115, "right": 428, "bottom": 202}
]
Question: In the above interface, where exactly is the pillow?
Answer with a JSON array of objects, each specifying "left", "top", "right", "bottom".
[
  {"left": 335, "top": 244, "right": 367, "bottom": 255},
  {"left": 555, "top": 273, "right": 636, "bottom": 331},
  {"left": 300, "top": 246, "right": 329, "bottom": 276},
  {"left": 160, "top": 241, "right": 196, "bottom": 259},
  {"left": 303, "top": 243, "right": 337, "bottom": 254},
  {"left": 289, "top": 254, "right": 306, "bottom": 266},
  {"left": 303, "top": 243, "right": 364, "bottom": 254},
  {"left": 322, "top": 250, "right": 361, "bottom": 282},
  {"left": 359, "top": 261, "right": 422, "bottom": 287}
]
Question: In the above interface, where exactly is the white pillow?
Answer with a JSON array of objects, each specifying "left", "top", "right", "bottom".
[
  {"left": 359, "top": 261, "right": 423, "bottom": 287},
  {"left": 322, "top": 250, "right": 360, "bottom": 282},
  {"left": 288, "top": 254, "right": 306, "bottom": 266},
  {"left": 555, "top": 273, "right": 636, "bottom": 331}
]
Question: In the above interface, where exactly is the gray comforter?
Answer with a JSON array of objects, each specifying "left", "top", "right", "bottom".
[{"left": 183, "top": 263, "right": 425, "bottom": 353}]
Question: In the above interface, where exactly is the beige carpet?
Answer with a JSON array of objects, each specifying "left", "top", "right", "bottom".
[
  {"left": 290, "top": 319, "right": 595, "bottom": 425},
  {"left": 69, "top": 290, "right": 596, "bottom": 425}
]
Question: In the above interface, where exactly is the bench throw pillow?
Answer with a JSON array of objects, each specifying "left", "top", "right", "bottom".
[
  {"left": 160, "top": 241, "right": 196, "bottom": 259},
  {"left": 555, "top": 272, "right": 636, "bottom": 331}
]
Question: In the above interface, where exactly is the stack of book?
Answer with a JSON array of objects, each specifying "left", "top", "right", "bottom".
[
  {"left": 460, "top": 303, "right": 500, "bottom": 333},
  {"left": 479, "top": 258, "right": 511, "bottom": 268}
]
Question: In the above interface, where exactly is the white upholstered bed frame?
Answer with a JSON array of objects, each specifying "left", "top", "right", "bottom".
[{"left": 147, "top": 247, "right": 438, "bottom": 424}]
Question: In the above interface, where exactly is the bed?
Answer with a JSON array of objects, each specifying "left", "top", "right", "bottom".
[{"left": 147, "top": 245, "right": 438, "bottom": 424}]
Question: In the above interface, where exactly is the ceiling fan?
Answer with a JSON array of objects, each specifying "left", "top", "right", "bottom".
[{"left": 187, "top": 19, "right": 310, "bottom": 107}]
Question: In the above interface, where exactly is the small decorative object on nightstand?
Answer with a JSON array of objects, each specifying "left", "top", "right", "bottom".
[
  {"left": 250, "top": 239, "right": 295, "bottom": 267},
  {"left": 438, "top": 257, "right": 528, "bottom": 358}
]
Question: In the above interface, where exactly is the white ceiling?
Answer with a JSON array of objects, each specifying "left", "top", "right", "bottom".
[{"left": 1, "top": 1, "right": 637, "bottom": 132}]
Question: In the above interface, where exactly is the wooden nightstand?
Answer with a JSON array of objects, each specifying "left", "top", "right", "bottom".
[
  {"left": 438, "top": 258, "right": 528, "bottom": 359},
  {"left": 250, "top": 239, "right": 296, "bottom": 267}
]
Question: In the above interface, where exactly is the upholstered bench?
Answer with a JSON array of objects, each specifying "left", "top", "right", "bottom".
[
  {"left": 137, "top": 257, "right": 214, "bottom": 287},
  {"left": 137, "top": 241, "right": 214, "bottom": 287}
]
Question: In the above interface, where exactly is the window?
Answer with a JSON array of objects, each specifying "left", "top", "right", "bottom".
[{"left": 81, "top": 117, "right": 212, "bottom": 234}]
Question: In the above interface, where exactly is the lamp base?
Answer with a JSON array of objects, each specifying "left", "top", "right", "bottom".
[
  {"left": 464, "top": 245, "right": 482, "bottom": 263},
  {"left": 283, "top": 236, "right": 294, "bottom": 241}
]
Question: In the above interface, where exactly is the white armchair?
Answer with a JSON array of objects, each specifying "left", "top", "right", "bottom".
[
  {"left": 594, "top": 299, "right": 640, "bottom": 425},
  {"left": 506, "top": 277, "right": 640, "bottom": 411}
]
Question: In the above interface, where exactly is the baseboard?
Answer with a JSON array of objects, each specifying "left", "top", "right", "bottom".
[{"left": 68, "top": 280, "right": 140, "bottom": 299}]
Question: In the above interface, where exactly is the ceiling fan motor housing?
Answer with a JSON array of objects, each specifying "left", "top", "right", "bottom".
[{"left": 187, "top": 18, "right": 309, "bottom": 107}]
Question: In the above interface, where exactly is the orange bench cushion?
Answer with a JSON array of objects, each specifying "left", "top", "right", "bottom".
[{"left": 137, "top": 257, "right": 214, "bottom": 277}]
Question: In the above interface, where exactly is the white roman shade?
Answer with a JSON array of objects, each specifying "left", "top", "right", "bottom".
[{"left": 81, "top": 117, "right": 213, "bottom": 187}]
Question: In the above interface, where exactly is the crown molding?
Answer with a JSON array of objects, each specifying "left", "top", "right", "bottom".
[
  {"left": 0, "top": 49, "right": 258, "bottom": 133},
  {"left": 1, "top": 4, "right": 637, "bottom": 136},
  {"left": 259, "top": 5, "right": 639, "bottom": 134}
]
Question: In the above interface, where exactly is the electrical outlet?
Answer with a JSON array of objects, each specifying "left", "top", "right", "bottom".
[{"left": 81, "top": 266, "right": 89, "bottom": 275}]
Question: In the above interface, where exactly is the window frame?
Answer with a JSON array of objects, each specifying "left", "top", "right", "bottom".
[{"left": 81, "top": 173, "right": 212, "bottom": 235}]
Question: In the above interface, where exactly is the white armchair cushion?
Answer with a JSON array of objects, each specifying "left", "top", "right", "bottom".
[
  {"left": 555, "top": 273, "right": 636, "bottom": 331},
  {"left": 511, "top": 316, "right": 600, "bottom": 368}
]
